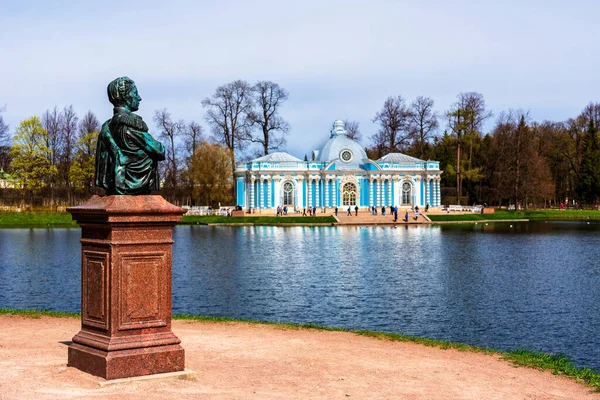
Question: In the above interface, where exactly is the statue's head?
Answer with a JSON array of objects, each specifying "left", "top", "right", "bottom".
[{"left": 107, "top": 76, "right": 141, "bottom": 112}]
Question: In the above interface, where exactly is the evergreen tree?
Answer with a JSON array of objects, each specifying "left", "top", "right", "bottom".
[{"left": 576, "top": 120, "right": 600, "bottom": 204}]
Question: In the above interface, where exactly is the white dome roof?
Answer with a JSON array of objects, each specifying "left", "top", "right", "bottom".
[
  {"left": 253, "top": 152, "right": 302, "bottom": 162},
  {"left": 317, "top": 120, "right": 367, "bottom": 167},
  {"left": 377, "top": 153, "right": 424, "bottom": 163}
]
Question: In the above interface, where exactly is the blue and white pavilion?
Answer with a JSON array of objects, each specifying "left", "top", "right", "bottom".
[{"left": 234, "top": 120, "right": 442, "bottom": 211}]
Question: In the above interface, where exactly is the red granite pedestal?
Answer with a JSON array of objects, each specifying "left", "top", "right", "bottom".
[{"left": 67, "top": 195, "right": 186, "bottom": 380}]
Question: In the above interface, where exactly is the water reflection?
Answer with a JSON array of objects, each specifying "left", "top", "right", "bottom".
[{"left": 0, "top": 221, "right": 599, "bottom": 371}]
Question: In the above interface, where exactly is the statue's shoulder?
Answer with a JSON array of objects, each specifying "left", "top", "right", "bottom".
[{"left": 111, "top": 110, "right": 148, "bottom": 132}]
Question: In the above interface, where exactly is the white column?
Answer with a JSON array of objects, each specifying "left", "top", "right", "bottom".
[
  {"left": 296, "top": 176, "right": 304, "bottom": 209},
  {"left": 331, "top": 176, "right": 337, "bottom": 207},
  {"left": 415, "top": 177, "right": 421, "bottom": 206},
  {"left": 266, "top": 177, "right": 272, "bottom": 209},
  {"left": 369, "top": 178, "right": 374, "bottom": 207},
  {"left": 306, "top": 177, "right": 313, "bottom": 207},
  {"left": 273, "top": 177, "right": 281, "bottom": 208},
  {"left": 325, "top": 178, "right": 330, "bottom": 208},
  {"left": 377, "top": 178, "right": 382, "bottom": 207},
  {"left": 387, "top": 179, "right": 392, "bottom": 206},
  {"left": 257, "top": 178, "right": 262, "bottom": 208},
  {"left": 436, "top": 178, "right": 441, "bottom": 206},
  {"left": 249, "top": 176, "right": 255, "bottom": 209},
  {"left": 315, "top": 177, "right": 321, "bottom": 207}
]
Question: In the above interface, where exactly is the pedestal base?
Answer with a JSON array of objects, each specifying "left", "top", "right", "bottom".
[
  {"left": 67, "top": 195, "right": 187, "bottom": 380},
  {"left": 68, "top": 343, "right": 185, "bottom": 380}
]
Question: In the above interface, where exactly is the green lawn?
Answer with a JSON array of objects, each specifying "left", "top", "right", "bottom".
[
  {"left": 428, "top": 209, "right": 600, "bottom": 222},
  {"left": 0, "top": 211, "right": 77, "bottom": 228},
  {"left": 3, "top": 209, "right": 599, "bottom": 227}
]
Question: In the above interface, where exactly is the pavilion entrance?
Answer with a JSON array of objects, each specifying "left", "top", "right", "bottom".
[
  {"left": 282, "top": 181, "right": 295, "bottom": 207},
  {"left": 342, "top": 182, "right": 357, "bottom": 206}
]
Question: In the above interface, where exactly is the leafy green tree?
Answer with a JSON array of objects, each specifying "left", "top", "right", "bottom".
[
  {"left": 10, "top": 116, "right": 57, "bottom": 192},
  {"left": 69, "top": 131, "right": 98, "bottom": 193},
  {"left": 576, "top": 120, "right": 600, "bottom": 204},
  {"left": 189, "top": 141, "right": 234, "bottom": 207}
]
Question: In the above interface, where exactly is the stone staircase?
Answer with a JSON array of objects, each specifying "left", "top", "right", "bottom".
[{"left": 333, "top": 209, "right": 430, "bottom": 226}]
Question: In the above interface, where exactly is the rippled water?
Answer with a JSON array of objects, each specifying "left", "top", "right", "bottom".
[{"left": 1, "top": 222, "right": 599, "bottom": 371}]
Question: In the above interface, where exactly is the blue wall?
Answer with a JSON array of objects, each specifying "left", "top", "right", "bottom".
[{"left": 236, "top": 180, "right": 245, "bottom": 207}]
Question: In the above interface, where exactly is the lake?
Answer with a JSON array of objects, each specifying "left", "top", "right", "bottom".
[{"left": 1, "top": 221, "right": 599, "bottom": 371}]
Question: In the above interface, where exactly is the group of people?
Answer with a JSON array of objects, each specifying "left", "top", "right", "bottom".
[
  {"left": 276, "top": 206, "right": 290, "bottom": 216},
  {"left": 285, "top": 204, "right": 427, "bottom": 222},
  {"left": 302, "top": 206, "right": 318, "bottom": 216}
]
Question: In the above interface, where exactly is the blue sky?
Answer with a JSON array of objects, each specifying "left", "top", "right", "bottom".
[{"left": 1, "top": 0, "right": 598, "bottom": 159}]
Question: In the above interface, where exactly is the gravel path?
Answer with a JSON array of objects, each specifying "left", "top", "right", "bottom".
[{"left": 0, "top": 315, "right": 597, "bottom": 399}]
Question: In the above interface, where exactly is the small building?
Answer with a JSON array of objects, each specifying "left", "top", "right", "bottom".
[
  {"left": 0, "top": 169, "right": 15, "bottom": 189},
  {"left": 234, "top": 120, "right": 442, "bottom": 211}
]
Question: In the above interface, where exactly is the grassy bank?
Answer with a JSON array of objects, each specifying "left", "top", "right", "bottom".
[
  {"left": 2, "top": 308, "right": 599, "bottom": 390},
  {"left": 0, "top": 211, "right": 336, "bottom": 228},
  {"left": 0, "top": 211, "right": 78, "bottom": 228},
  {"left": 428, "top": 209, "right": 600, "bottom": 222}
]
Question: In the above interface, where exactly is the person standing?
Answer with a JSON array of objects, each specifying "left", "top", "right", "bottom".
[
  {"left": 347, "top": 206, "right": 351, "bottom": 216},
  {"left": 335, "top": 206, "right": 338, "bottom": 216},
  {"left": 355, "top": 205, "right": 359, "bottom": 216}
]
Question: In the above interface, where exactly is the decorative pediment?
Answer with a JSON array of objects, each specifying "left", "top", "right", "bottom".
[{"left": 341, "top": 175, "right": 358, "bottom": 185}]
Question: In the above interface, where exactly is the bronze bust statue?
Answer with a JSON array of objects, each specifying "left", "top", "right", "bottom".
[{"left": 95, "top": 77, "right": 165, "bottom": 195}]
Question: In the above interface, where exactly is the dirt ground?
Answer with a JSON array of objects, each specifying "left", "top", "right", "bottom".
[{"left": 0, "top": 315, "right": 597, "bottom": 400}]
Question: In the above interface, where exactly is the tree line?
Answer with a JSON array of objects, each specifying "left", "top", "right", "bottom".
[
  {"left": 363, "top": 93, "right": 599, "bottom": 208},
  {"left": 0, "top": 82, "right": 598, "bottom": 209}
]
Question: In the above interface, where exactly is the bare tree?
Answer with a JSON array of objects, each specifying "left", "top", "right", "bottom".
[
  {"left": 581, "top": 102, "right": 600, "bottom": 128},
  {"left": 248, "top": 81, "right": 290, "bottom": 155},
  {"left": 490, "top": 110, "right": 553, "bottom": 208},
  {"left": 181, "top": 121, "right": 205, "bottom": 204},
  {"left": 343, "top": 120, "right": 362, "bottom": 142},
  {"left": 42, "top": 107, "right": 63, "bottom": 204},
  {"left": 408, "top": 96, "right": 438, "bottom": 159},
  {"left": 42, "top": 107, "right": 62, "bottom": 168},
  {"left": 371, "top": 96, "right": 412, "bottom": 154},
  {"left": 78, "top": 110, "right": 100, "bottom": 138},
  {"left": 184, "top": 121, "right": 204, "bottom": 159},
  {"left": 446, "top": 92, "right": 492, "bottom": 203},
  {"left": 60, "top": 105, "right": 79, "bottom": 198},
  {"left": 0, "top": 106, "right": 10, "bottom": 171},
  {"left": 201, "top": 80, "right": 253, "bottom": 173},
  {"left": 153, "top": 108, "right": 181, "bottom": 189},
  {"left": 0, "top": 105, "right": 9, "bottom": 147}
]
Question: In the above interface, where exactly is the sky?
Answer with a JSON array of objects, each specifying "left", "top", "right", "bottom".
[{"left": 1, "top": 0, "right": 598, "bottom": 159}]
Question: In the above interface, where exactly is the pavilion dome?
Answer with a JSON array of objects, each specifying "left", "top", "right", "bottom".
[{"left": 317, "top": 120, "right": 367, "bottom": 167}]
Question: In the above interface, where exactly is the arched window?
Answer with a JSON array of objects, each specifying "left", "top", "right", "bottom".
[
  {"left": 402, "top": 181, "right": 412, "bottom": 205},
  {"left": 282, "top": 181, "right": 294, "bottom": 206},
  {"left": 342, "top": 182, "right": 357, "bottom": 206}
]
